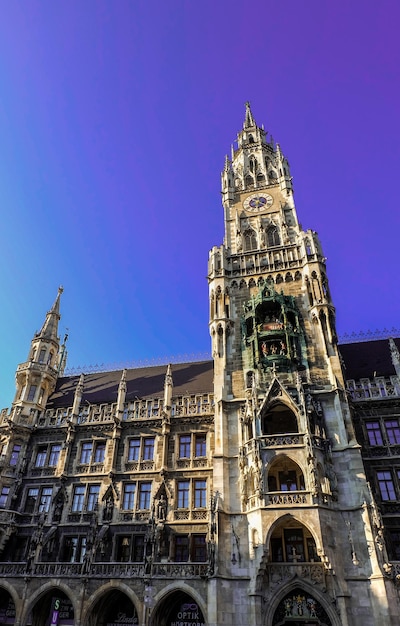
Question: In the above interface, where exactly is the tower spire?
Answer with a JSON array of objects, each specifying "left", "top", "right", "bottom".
[
  {"left": 38, "top": 286, "right": 63, "bottom": 342},
  {"left": 12, "top": 287, "right": 65, "bottom": 416},
  {"left": 244, "top": 101, "right": 256, "bottom": 128}
]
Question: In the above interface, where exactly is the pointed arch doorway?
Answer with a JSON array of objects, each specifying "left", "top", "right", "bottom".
[
  {"left": 26, "top": 590, "right": 74, "bottom": 626},
  {"left": 0, "top": 587, "right": 16, "bottom": 625},
  {"left": 150, "top": 590, "right": 206, "bottom": 626},
  {"left": 86, "top": 590, "right": 139, "bottom": 626}
]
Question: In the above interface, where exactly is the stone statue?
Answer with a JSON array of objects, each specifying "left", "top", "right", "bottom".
[{"left": 156, "top": 494, "right": 167, "bottom": 521}]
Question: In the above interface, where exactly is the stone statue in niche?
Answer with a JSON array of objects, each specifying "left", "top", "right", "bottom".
[
  {"left": 103, "top": 495, "right": 114, "bottom": 522},
  {"left": 156, "top": 494, "right": 167, "bottom": 521}
]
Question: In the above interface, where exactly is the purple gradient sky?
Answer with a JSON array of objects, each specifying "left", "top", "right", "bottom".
[{"left": 1, "top": 1, "right": 399, "bottom": 407}]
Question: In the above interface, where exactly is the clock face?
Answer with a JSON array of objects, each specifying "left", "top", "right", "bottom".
[{"left": 243, "top": 193, "right": 273, "bottom": 212}]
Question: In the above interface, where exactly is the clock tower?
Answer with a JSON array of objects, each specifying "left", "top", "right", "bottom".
[{"left": 207, "top": 103, "right": 392, "bottom": 626}]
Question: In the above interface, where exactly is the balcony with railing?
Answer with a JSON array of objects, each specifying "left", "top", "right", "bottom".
[
  {"left": 0, "top": 560, "right": 208, "bottom": 579},
  {"left": 265, "top": 562, "right": 327, "bottom": 587},
  {"left": 259, "top": 433, "right": 304, "bottom": 449},
  {"left": 347, "top": 377, "right": 400, "bottom": 401},
  {"left": 75, "top": 462, "right": 106, "bottom": 475},
  {"left": 173, "top": 509, "right": 208, "bottom": 521},
  {"left": 39, "top": 394, "right": 215, "bottom": 428},
  {"left": 264, "top": 491, "right": 311, "bottom": 506}
]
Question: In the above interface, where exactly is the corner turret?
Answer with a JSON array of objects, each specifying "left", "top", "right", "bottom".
[{"left": 12, "top": 287, "right": 65, "bottom": 421}]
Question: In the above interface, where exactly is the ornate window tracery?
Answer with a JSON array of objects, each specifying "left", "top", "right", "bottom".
[
  {"left": 244, "top": 228, "right": 257, "bottom": 252},
  {"left": 267, "top": 225, "right": 280, "bottom": 247}
]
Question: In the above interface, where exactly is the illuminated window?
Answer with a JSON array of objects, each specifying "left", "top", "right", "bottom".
[
  {"left": 116, "top": 534, "right": 145, "bottom": 562},
  {"left": 117, "top": 536, "right": 131, "bottom": 562}
]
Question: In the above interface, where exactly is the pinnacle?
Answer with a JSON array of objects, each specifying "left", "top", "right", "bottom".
[{"left": 244, "top": 101, "right": 256, "bottom": 128}]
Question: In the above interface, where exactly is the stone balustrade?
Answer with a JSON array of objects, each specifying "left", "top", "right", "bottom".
[
  {"left": 265, "top": 562, "right": 326, "bottom": 587},
  {"left": 0, "top": 560, "right": 208, "bottom": 579},
  {"left": 347, "top": 377, "right": 400, "bottom": 401}
]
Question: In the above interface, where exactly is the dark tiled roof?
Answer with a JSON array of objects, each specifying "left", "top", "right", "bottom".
[
  {"left": 340, "top": 338, "right": 400, "bottom": 380},
  {"left": 47, "top": 361, "right": 214, "bottom": 409}
]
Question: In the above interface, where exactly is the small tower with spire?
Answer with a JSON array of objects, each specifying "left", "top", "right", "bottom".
[{"left": 12, "top": 287, "right": 65, "bottom": 422}]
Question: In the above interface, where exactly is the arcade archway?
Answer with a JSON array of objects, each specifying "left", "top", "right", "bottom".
[
  {"left": 26, "top": 590, "right": 74, "bottom": 626},
  {"left": 86, "top": 590, "right": 139, "bottom": 626},
  {"left": 150, "top": 590, "right": 206, "bottom": 626},
  {"left": 0, "top": 588, "right": 16, "bottom": 625}
]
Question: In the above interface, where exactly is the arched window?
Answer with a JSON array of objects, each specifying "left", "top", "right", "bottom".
[
  {"left": 267, "top": 226, "right": 280, "bottom": 247},
  {"left": 245, "top": 174, "right": 254, "bottom": 188},
  {"left": 243, "top": 229, "right": 257, "bottom": 252},
  {"left": 248, "top": 134, "right": 254, "bottom": 143},
  {"left": 269, "top": 520, "right": 319, "bottom": 563},
  {"left": 246, "top": 371, "right": 254, "bottom": 389},
  {"left": 262, "top": 403, "right": 298, "bottom": 435},
  {"left": 267, "top": 457, "right": 305, "bottom": 493}
]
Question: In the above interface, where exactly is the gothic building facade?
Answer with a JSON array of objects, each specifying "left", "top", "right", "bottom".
[{"left": 0, "top": 104, "right": 399, "bottom": 626}]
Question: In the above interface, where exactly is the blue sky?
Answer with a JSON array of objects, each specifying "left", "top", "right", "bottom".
[{"left": 0, "top": 1, "right": 399, "bottom": 407}]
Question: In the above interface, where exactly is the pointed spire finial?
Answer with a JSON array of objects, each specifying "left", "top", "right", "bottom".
[
  {"left": 117, "top": 369, "right": 127, "bottom": 413},
  {"left": 389, "top": 338, "right": 400, "bottom": 377},
  {"left": 38, "top": 287, "right": 63, "bottom": 341},
  {"left": 72, "top": 373, "right": 85, "bottom": 415},
  {"left": 164, "top": 364, "right": 173, "bottom": 411},
  {"left": 244, "top": 101, "right": 256, "bottom": 128}
]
